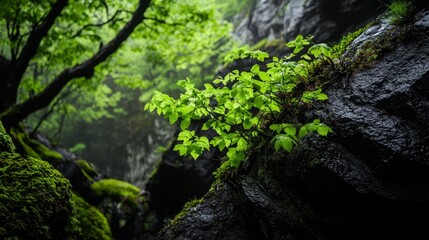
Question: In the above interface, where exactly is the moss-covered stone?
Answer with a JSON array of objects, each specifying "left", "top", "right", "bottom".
[
  {"left": 9, "top": 127, "right": 40, "bottom": 159},
  {"left": 0, "top": 152, "right": 79, "bottom": 239},
  {"left": 0, "top": 121, "right": 15, "bottom": 153},
  {"left": 91, "top": 179, "right": 143, "bottom": 205},
  {"left": 76, "top": 159, "right": 99, "bottom": 180},
  {"left": 72, "top": 193, "right": 112, "bottom": 240},
  {"left": 9, "top": 127, "right": 63, "bottom": 163},
  {"left": 27, "top": 138, "right": 63, "bottom": 162}
]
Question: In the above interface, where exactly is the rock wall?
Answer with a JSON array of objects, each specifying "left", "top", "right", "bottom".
[
  {"left": 234, "top": 0, "right": 382, "bottom": 44},
  {"left": 146, "top": 2, "right": 386, "bottom": 233},
  {"left": 158, "top": 5, "right": 429, "bottom": 240}
]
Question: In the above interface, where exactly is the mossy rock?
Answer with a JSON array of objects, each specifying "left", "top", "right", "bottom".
[
  {"left": 72, "top": 193, "right": 112, "bottom": 240},
  {"left": 0, "top": 121, "right": 15, "bottom": 153},
  {"left": 0, "top": 152, "right": 79, "bottom": 239},
  {"left": 9, "top": 127, "right": 63, "bottom": 163},
  {"left": 76, "top": 159, "right": 100, "bottom": 180},
  {"left": 91, "top": 179, "right": 143, "bottom": 205},
  {"left": 27, "top": 138, "right": 63, "bottom": 162}
]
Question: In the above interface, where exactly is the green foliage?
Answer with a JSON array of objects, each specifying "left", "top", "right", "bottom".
[
  {"left": 14, "top": 0, "right": 235, "bottom": 155},
  {"left": 387, "top": 0, "right": 412, "bottom": 24},
  {"left": 146, "top": 35, "right": 333, "bottom": 172},
  {"left": 0, "top": 152, "right": 79, "bottom": 239},
  {"left": 72, "top": 193, "right": 112, "bottom": 240},
  {"left": 91, "top": 179, "right": 143, "bottom": 206}
]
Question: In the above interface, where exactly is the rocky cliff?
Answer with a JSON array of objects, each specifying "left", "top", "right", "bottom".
[
  {"left": 158, "top": 3, "right": 429, "bottom": 240},
  {"left": 145, "top": 2, "right": 387, "bottom": 234},
  {"left": 234, "top": 0, "right": 382, "bottom": 44}
]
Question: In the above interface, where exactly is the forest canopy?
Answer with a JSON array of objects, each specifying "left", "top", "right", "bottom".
[{"left": 0, "top": 0, "right": 234, "bottom": 132}]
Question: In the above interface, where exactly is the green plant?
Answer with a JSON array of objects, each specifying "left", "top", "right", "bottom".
[
  {"left": 331, "top": 24, "right": 371, "bottom": 58},
  {"left": 387, "top": 0, "right": 411, "bottom": 24},
  {"left": 145, "top": 35, "right": 333, "bottom": 172}
]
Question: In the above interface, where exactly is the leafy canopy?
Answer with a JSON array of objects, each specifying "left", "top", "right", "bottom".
[
  {"left": 2, "top": 0, "right": 233, "bottom": 140},
  {"left": 146, "top": 35, "right": 333, "bottom": 171}
]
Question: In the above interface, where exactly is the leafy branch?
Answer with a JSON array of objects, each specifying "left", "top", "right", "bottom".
[{"left": 145, "top": 35, "right": 333, "bottom": 171}]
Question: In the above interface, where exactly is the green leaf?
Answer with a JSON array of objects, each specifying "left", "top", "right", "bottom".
[
  {"left": 190, "top": 151, "right": 199, "bottom": 160},
  {"left": 243, "top": 118, "right": 253, "bottom": 129},
  {"left": 272, "top": 135, "right": 294, "bottom": 152},
  {"left": 285, "top": 127, "right": 296, "bottom": 136},
  {"left": 236, "top": 138, "right": 248, "bottom": 151},
  {"left": 317, "top": 125, "right": 332, "bottom": 137},
  {"left": 174, "top": 144, "right": 188, "bottom": 156},
  {"left": 299, "top": 126, "right": 309, "bottom": 138},
  {"left": 258, "top": 72, "right": 270, "bottom": 81},
  {"left": 169, "top": 112, "right": 179, "bottom": 124},
  {"left": 317, "top": 93, "right": 329, "bottom": 101},
  {"left": 251, "top": 64, "right": 260, "bottom": 73},
  {"left": 180, "top": 118, "right": 191, "bottom": 130},
  {"left": 274, "top": 140, "right": 282, "bottom": 151},
  {"left": 254, "top": 95, "right": 266, "bottom": 108}
]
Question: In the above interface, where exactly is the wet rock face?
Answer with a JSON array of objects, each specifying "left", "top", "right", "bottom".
[
  {"left": 158, "top": 183, "right": 248, "bottom": 240},
  {"left": 158, "top": 9, "right": 429, "bottom": 240},
  {"left": 235, "top": 0, "right": 383, "bottom": 44}
]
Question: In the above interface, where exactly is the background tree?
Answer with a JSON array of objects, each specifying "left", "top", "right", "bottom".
[
  {"left": 0, "top": 0, "right": 232, "bottom": 130},
  {"left": 0, "top": 0, "right": 235, "bottom": 180},
  {"left": 0, "top": 0, "right": 154, "bottom": 128}
]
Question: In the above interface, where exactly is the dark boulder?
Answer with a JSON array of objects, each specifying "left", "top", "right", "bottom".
[
  {"left": 146, "top": 1, "right": 384, "bottom": 234},
  {"left": 158, "top": 7, "right": 429, "bottom": 240}
]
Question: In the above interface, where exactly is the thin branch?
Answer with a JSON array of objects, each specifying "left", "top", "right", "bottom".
[
  {"left": 31, "top": 87, "right": 75, "bottom": 135},
  {"left": 100, "top": 0, "right": 110, "bottom": 16},
  {"left": 72, "top": 10, "right": 129, "bottom": 38},
  {"left": 10, "top": 0, "right": 68, "bottom": 91}
]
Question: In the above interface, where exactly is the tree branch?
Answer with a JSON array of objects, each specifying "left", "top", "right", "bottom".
[
  {"left": 11, "top": 0, "right": 69, "bottom": 87},
  {"left": 1, "top": 0, "right": 152, "bottom": 128},
  {"left": 72, "top": 10, "right": 129, "bottom": 38}
]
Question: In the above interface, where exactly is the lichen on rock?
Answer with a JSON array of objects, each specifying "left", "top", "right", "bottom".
[{"left": 0, "top": 152, "right": 79, "bottom": 239}]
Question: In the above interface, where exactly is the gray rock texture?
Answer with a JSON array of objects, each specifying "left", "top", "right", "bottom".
[{"left": 234, "top": 0, "right": 382, "bottom": 44}]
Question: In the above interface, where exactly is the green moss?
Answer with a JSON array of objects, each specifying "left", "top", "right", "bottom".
[
  {"left": 76, "top": 159, "right": 99, "bottom": 179},
  {"left": 0, "top": 152, "right": 79, "bottom": 239},
  {"left": 72, "top": 193, "right": 112, "bottom": 240},
  {"left": 331, "top": 23, "right": 372, "bottom": 58},
  {"left": 9, "top": 128, "right": 40, "bottom": 159},
  {"left": 91, "top": 179, "right": 143, "bottom": 205},
  {"left": 27, "top": 138, "right": 63, "bottom": 162},
  {"left": 9, "top": 127, "right": 63, "bottom": 163},
  {"left": 0, "top": 121, "right": 15, "bottom": 153}
]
